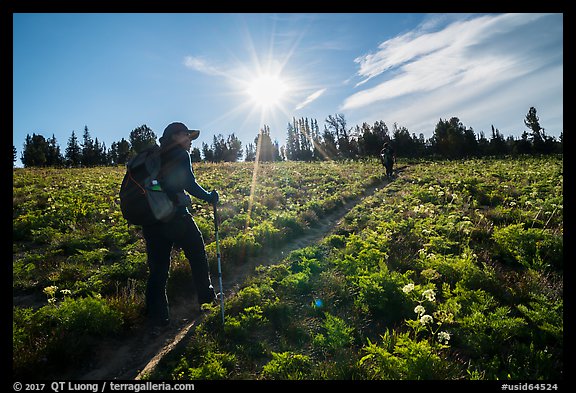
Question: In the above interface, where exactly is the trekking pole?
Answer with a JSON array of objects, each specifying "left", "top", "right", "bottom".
[{"left": 213, "top": 201, "right": 225, "bottom": 325}]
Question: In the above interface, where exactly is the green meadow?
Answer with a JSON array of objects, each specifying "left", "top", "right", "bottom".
[{"left": 13, "top": 156, "right": 563, "bottom": 380}]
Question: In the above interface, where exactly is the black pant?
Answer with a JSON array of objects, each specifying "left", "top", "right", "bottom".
[
  {"left": 385, "top": 162, "right": 393, "bottom": 177},
  {"left": 142, "top": 213, "right": 214, "bottom": 322},
  {"left": 381, "top": 159, "right": 393, "bottom": 177}
]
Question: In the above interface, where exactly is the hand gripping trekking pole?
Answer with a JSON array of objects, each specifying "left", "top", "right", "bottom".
[{"left": 213, "top": 201, "right": 225, "bottom": 325}]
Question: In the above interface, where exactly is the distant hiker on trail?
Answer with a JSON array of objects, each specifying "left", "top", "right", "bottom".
[
  {"left": 142, "top": 122, "right": 219, "bottom": 327},
  {"left": 380, "top": 142, "right": 396, "bottom": 178}
]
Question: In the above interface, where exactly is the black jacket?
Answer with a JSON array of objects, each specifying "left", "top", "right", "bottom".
[{"left": 160, "top": 144, "right": 212, "bottom": 214}]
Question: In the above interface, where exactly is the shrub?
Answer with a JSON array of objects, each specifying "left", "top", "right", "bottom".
[
  {"left": 13, "top": 296, "right": 124, "bottom": 379},
  {"left": 261, "top": 351, "right": 312, "bottom": 380},
  {"left": 492, "top": 223, "right": 563, "bottom": 270},
  {"left": 354, "top": 271, "right": 412, "bottom": 324},
  {"left": 172, "top": 352, "right": 234, "bottom": 380},
  {"left": 312, "top": 312, "right": 354, "bottom": 353},
  {"left": 358, "top": 330, "right": 460, "bottom": 379}
]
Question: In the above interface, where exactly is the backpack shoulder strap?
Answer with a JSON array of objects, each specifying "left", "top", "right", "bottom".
[
  {"left": 144, "top": 145, "right": 162, "bottom": 179},
  {"left": 127, "top": 147, "right": 151, "bottom": 169}
]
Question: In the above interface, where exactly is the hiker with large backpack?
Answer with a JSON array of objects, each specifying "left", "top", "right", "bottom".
[
  {"left": 131, "top": 122, "right": 219, "bottom": 327},
  {"left": 380, "top": 142, "right": 396, "bottom": 178}
]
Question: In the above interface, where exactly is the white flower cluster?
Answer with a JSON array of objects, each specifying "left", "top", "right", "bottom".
[
  {"left": 43, "top": 286, "right": 72, "bottom": 305},
  {"left": 420, "top": 314, "right": 433, "bottom": 325},
  {"left": 414, "top": 305, "right": 426, "bottom": 315},
  {"left": 422, "top": 289, "right": 436, "bottom": 302},
  {"left": 437, "top": 331, "right": 451, "bottom": 344},
  {"left": 404, "top": 282, "right": 452, "bottom": 345}
]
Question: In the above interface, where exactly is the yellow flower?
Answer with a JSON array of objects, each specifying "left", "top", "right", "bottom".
[{"left": 43, "top": 285, "right": 58, "bottom": 298}]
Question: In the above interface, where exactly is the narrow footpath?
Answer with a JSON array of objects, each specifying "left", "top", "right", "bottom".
[{"left": 76, "top": 173, "right": 396, "bottom": 380}]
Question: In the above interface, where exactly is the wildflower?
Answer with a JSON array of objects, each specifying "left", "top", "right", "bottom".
[
  {"left": 43, "top": 285, "right": 58, "bottom": 298},
  {"left": 414, "top": 305, "right": 426, "bottom": 316},
  {"left": 421, "top": 268, "right": 440, "bottom": 281},
  {"left": 420, "top": 315, "right": 433, "bottom": 325},
  {"left": 402, "top": 283, "right": 415, "bottom": 293},
  {"left": 433, "top": 310, "right": 454, "bottom": 324},
  {"left": 438, "top": 331, "right": 451, "bottom": 344},
  {"left": 422, "top": 289, "right": 436, "bottom": 302}
]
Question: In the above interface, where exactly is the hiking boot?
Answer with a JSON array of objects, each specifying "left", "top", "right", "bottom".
[
  {"left": 198, "top": 289, "right": 221, "bottom": 314},
  {"left": 147, "top": 317, "right": 170, "bottom": 337},
  {"left": 147, "top": 316, "right": 170, "bottom": 327},
  {"left": 197, "top": 285, "right": 217, "bottom": 305}
]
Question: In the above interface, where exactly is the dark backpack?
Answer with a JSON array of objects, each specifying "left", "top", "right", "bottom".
[{"left": 119, "top": 145, "right": 176, "bottom": 225}]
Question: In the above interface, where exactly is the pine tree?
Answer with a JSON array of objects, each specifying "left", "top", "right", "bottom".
[
  {"left": 190, "top": 147, "right": 202, "bottom": 162},
  {"left": 46, "top": 134, "right": 64, "bottom": 166},
  {"left": 225, "top": 133, "right": 243, "bottom": 162},
  {"left": 129, "top": 124, "right": 157, "bottom": 154},
  {"left": 202, "top": 142, "right": 214, "bottom": 162},
  {"left": 21, "top": 133, "right": 48, "bottom": 167},
  {"left": 255, "top": 125, "right": 279, "bottom": 162},
  {"left": 245, "top": 143, "right": 256, "bottom": 161},
  {"left": 81, "top": 126, "right": 96, "bottom": 166},
  {"left": 65, "top": 130, "right": 82, "bottom": 167},
  {"left": 108, "top": 138, "right": 131, "bottom": 165},
  {"left": 524, "top": 107, "right": 546, "bottom": 153},
  {"left": 285, "top": 120, "right": 299, "bottom": 160}
]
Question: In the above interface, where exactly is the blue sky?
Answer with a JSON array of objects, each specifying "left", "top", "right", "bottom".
[{"left": 13, "top": 13, "right": 563, "bottom": 165}]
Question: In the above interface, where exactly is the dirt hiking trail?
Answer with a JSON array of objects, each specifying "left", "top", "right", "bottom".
[{"left": 73, "top": 172, "right": 400, "bottom": 380}]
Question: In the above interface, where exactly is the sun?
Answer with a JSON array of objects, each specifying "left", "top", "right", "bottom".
[{"left": 245, "top": 73, "right": 289, "bottom": 110}]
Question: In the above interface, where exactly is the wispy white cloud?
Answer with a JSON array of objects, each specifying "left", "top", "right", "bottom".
[
  {"left": 295, "top": 88, "right": 326, "bottom": 110},
  {"left": 183, "top": 55, "right": 226, "bottom": 76},
  {"left": 369, "top": 62, "right": 563, "bottom": 137},
  {"left": 342, "top": 13, "right": 558, "bottom": 113}
]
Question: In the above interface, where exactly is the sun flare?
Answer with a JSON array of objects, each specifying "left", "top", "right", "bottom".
[{"left": 245, "top": 73, "right": 289, "bottom": 110}]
